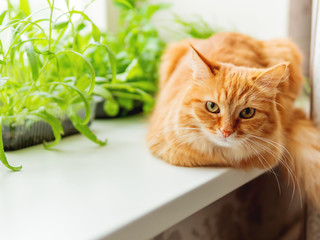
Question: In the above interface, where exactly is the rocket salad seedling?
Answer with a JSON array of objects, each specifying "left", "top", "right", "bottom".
[
  {"left": 0, "top": 0, "right": 165, "bottom": 171},
  {"left": 0, "top": 0, "right": 109, "bottom": 170},
  {"left": 88, "top": 0, "right": 167, "bottom": 116}
]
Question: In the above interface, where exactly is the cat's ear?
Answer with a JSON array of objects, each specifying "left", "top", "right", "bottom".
[
  {"left": 254, "top": 63, "right": 289, "bottom": 89},
  {"left": 190, "top": 43, "right": 220, "bottom": 80}
]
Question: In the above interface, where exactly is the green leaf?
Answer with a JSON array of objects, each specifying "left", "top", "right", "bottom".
[
  {"left": 117, "top": 58, "right": 139, "bottom": 81},
  {"left": 109, "top": 91, "right": 148, "bottom": 102},
  {"left": 126, "top": 81, "right": 157, "bottom": 92},
  {"left": 56, "top": 50, "right": 96, "bottom": 94},
  {"left": 93, "top": 85, "right": 113, "bottom": 100},
  {"left": 19, "top": 0, "right": 31, "bottom": 17},
  {"left": 117, "top": 97, "right": 133, "bottom": 110},
  {"left": 55, "top": 10, "right": 101, "bottom": 42},
  {"left": 114, "top": 0, "right": 134, "bottom": 9},
  {"left": 91, "top": 23, "right": 101, "bottom": 42},
  {"left": 105, "top": 83, "right": 154, "bottom": 103},
  {"left": 33, "top": 45, "right": 52, "bottom": 55},
  {"left": 0, "top": 118, "right": 22, "bottom": 171},
  {"left": 25, "top": 41, "right": 39, "bottom": 81},
  {"left": 69, "top": 112, "right": 107, "bottom": 146},
  {"left": 75, "top": 74, "right": 91, "bottom": 92},
  {"left": 28, "top": 91, "right": 65, "bottom": 106},
  {"left": 31, "top": 111, "right": 64, "bottom": 149},
  {"left": 65, "top": 0, "right": 70, "bottom": 9},
  {"left": 0, "top": 40, "right": 3, "bottom": 55},
  {"left": 103, "top": 100, "right": 119, "bottom": 116},
  {"left": 93, "top": 85, "right": 119, "bottom": 116},
  {"left": 4, "top": 20, "right": 48, "bottom": 59},
  {"left": 77, "top": 22, "right": 86, "bottom": 31},
  {"left": 0, "top": 11, "right": 7, "bottom": 25},
  {"left": 143, "top": 101, "right": 154, "bottom": 113},
  {"left": 55, "top": 82, "right": 91, "bottom": 125},
  {"left": 93, "top": 44, "right": 117, "bottom": 83},
  {"left": 175, "top": 15, "right": 215, "bottom": 39},
  {"left": 53, "top": 21, "right": 69, "bottom": 29},
  {"left": 146, "top": 3, "right": 170, "bottom": 19}
]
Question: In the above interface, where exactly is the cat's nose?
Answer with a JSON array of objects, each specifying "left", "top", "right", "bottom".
[{"left": 219, "top": 128, "right": 233, "bottom": 138}]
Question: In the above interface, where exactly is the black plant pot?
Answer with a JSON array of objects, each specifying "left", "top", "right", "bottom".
[{"left": 2, "top": 104, "right": 96, "bottom": 151}]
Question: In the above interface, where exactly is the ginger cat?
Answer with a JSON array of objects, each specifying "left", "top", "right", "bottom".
[{"left": 147, "top": 32, "right": 320, "bottom": 208}]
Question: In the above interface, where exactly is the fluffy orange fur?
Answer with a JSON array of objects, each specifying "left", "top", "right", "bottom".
[{"left": 146, "top": 32, "right": 320, "bottom": 208}]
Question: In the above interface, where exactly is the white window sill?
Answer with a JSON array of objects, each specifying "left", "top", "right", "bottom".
[{"left": 0, "top": 116, "right": 264, "bottom": 240}]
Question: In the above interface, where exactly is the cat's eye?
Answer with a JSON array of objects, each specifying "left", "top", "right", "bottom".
[
  {"left": 206, "top": 101, "right": 220, "bottom": 113},
  {"left": 239, "top": 108, "right": 255, "bottom": 119}
]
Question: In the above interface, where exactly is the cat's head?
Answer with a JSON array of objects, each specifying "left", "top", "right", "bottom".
[{"left": 181, "top": 45, "right": 289, "bottom": 165}]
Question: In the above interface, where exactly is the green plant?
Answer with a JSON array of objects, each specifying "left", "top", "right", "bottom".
[
  {"left": 174, "top": 15, "right": 217, "bottom": 39},
  {"left": 0, "top": 0, "right": 109, "bottom": 171},
  {"left": 87, "top": 0, "right": 167, "bottom": 117}
]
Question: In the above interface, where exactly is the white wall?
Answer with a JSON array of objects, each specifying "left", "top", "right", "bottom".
[
  {"left": 0, "top": 0, "right": 108, "bottom": 31},
  {"left": 151, "top": 0, "right": 291, "bottom": 41},
  {"left": 1, "top": 0, "right": 291, "bottom": 40}
]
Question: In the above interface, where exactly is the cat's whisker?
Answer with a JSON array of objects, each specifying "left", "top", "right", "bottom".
[
  {"left": 246, "top": 135, "right": 293, "bottom": 173},
  {"left": 244, "top": 138, "right": 282, "bottom": 194},
  {"left": 245, "top": 139, "right": 270, "bottom": 169},
  {"left": 255, "top": 146, "right": 299, "bottom": 207},
  {"left": 249, "top": 135, "right": 297, "bottom": 184},
  {"left": 242, "top": 138, "right": 282, "bottom": 195},
  {"left": 247, "top": 134, "right": 302, "bottom": 207},
  {"left": 248, "top": 134, "right": 295, "bottom": 168},
  {"left": 248, "top": 137, "right": 296, "bottom": 197}
]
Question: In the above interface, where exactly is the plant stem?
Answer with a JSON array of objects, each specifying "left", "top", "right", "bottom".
[
  {"left": 6, "top": 0, "right": 12, "bottom": 19},
  {"left": 15, "top": 81, "right": 36, "bottom": 113},
  {"left": 48, "top": 0, "right": 55, "bottom": 52}
]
